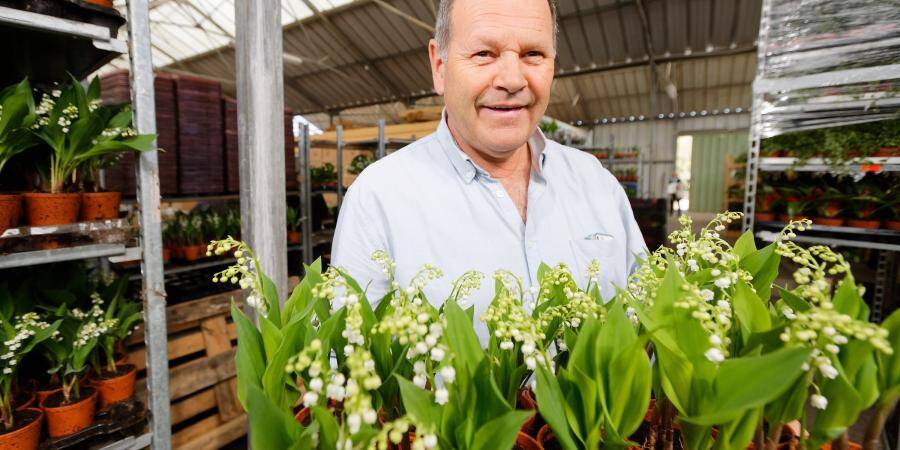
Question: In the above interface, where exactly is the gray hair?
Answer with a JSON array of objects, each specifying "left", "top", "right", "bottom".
[{"left": 434, "top": 0, "right": 558, "bottom": 57}]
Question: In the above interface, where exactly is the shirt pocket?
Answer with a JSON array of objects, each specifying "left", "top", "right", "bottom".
[{"left": 568, "top": 239, "right": 621, "bottom": 300}]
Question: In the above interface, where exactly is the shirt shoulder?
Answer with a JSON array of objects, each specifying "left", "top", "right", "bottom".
[{"left": 346, "top": 132, "right": 447, "bottom": 196}]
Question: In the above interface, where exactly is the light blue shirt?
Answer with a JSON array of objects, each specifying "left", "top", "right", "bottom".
[{"left": 332, "top": 114, "right": 647, "bottom": 320}]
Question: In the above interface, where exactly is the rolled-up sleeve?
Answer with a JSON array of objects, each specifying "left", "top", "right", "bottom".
[{"left": 331, "top": 181, "right": 391, "bottom": 304}]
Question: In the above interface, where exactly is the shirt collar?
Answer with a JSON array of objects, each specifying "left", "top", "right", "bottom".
[{"left": 436, "top": 109, "right": 548, "bottom": 184}]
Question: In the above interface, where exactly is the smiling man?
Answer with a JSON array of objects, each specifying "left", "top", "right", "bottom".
[{"left": 332, "top": 0, "right": 645, "bottom": 322}]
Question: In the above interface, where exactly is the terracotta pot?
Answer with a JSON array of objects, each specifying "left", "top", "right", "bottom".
[
  {"left": 171, "top": 246, "right": 183, "bottom": 260},
  {"left": 84, "top": 0, "right": 114, "bottom": 7},
  {"left": 35, "top": 386, "right": 61, "bottom": 408},
  {"left": 820, "top": 442, "right": 862, "bottom": 450},
  {"left": 181, "top": 245, "right": 202, "bottom": 261},
  {"left": 537, "top": 424, "right": 555, "bottom": 448},
  {"left": 163, "top": 248, "right": 171, "bottom": 264},
  {"left": 0, "top": 194, "right": 22, "bottom": 233},
  {"left": 295, "top": 407, "right": 311, "bottom": 426},
  {"left": 644, "top": 398, "right": 656, "bottom": 423},
  {"left": 887, "top": 220, "right": 900, "bottom": 231},
  {"left": 516, "top": 431, "right": 543, "bottom": 450},
  {"left": 93, "top": 364, "right": 137, "bottom": 409},
  {"left": 42, "top": 387, "right": 97, "bottom": 438},
  {"left": 13, "top": 391, "right": 36, "bottom": 411},
  {"left": 755, "top": 212, "right": 776, "bottom": 222},
  {"left": 814, "top": 217, "right": 844, "bottom": 227},
  {"left": 874, "top": 147, "right": 899, "bottom": 157},
  {"left": 22, "top": 192, "right": 81, "bottom": 226},
  {"left": 847, "top": 219, "right": 882, "bottom": 229},
  {"left": 0, "top": 408, "right": 42, "bottom": 450},
  {"left": 80, "top": 191, "right": 121, "bottom": 221},
  {"left": 288, "top": 230, "right": 301, "bottom": 244}
]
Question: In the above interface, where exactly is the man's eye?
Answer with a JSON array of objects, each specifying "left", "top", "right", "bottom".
[
  {"left": 474, "top": 51, "right": 491, "bottom": 58},
  {"left": 525, "top": 51, "right": 544, "bottom": 58}
]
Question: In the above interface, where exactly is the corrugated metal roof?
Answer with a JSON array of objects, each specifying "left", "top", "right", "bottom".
[{"left": 103, "top": 0, "right": 761, "bottom": 126}]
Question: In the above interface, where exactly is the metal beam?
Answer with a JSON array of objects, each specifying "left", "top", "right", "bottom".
[
  {"left": 298, "top": 0, "right": 407, "bottom": 98},
  {"left": 236, "top": 0, "right": 289, "bottom": 300},
  {"left": 372, "top": 0, "right": 434, "bottom": 33},
  {"left": 125, "top": 0, "right": 171, "bottom": 448}
]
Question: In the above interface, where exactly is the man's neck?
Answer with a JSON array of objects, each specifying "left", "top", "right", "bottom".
[{"left": 446, "top": 117, "right": 532, "bottom": 181}]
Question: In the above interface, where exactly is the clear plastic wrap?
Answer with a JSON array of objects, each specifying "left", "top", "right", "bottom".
[{"left": 756, "top": 0, "right": 900, "bottom": 137}]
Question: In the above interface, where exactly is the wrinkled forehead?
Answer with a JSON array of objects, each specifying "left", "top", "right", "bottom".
[{"left": 451, "top": 0, "right": 554, "bottom": 49}]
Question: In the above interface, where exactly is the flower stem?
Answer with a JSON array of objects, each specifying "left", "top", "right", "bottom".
[
  {"left": 863, "top": 398, "right": 897, "bottom": 450},
  {"left": 766, "top": 422, "right": 783, "bottom": 450}
]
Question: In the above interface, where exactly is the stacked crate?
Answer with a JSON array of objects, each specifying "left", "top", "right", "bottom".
[
  {"left": 284, "top": 109, "right": 297, "bottom": 191},
  {"left": 99, "top": 70, "right": 179, "bottom": 195},
  {"left": 175, "top": 75, "right": 224, "bottom": 194}
]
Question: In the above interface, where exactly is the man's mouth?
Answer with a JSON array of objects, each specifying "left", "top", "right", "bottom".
[{"left": 484, "top": 105, "right": 526, "bottom": 112}]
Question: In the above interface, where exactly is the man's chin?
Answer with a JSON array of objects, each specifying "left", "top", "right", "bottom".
[{"left": 477, "top": 131, "right": 533, "bottom": 154}]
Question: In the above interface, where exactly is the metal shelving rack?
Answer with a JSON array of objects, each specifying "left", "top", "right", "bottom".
[
  {"left": 742, "top": 0, "right": 900, "bottom": 326},
  {"left": 296, "top": 119, "right": 408, "bottom": 265},
  {"left": 0, "top": 0, "right": 169, "bottom": 448}
]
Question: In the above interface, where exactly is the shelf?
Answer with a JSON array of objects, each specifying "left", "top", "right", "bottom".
[
  {"left": 757, "top": 221, "right": 900, "bottom": 238},
  {"left": 755, "top": 231, "right": 900, "bottom": 252},
  {"left": 758, "top": 157, "right": 900, "bottom": 173},
  {"left": 0, "top": 5, "right": 126, "bottom": 86},
  {"left": 122, "top": 191, "right": 302, "bottom": 205},
  {"left": 96, "top": 432, "right": 152, "bottom": 450},
  {"left": 1, "top": 218, "right": 130, "bottom": 239},
  {"left": 0, "top": 243, "right": 126, "bottom": 269}
]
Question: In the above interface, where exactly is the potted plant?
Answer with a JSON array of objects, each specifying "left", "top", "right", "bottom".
[
  {"left": 348, "top": 154, "right": 374, "bottom": 176},
  {"left": 90, "top": 280, "right": 141, "bottom": 409},
  {"left": 310, "top": 162, "right": 338, "bottom": 190},
  {"left": 0, "top": 79, "right": 40, "bottom": 233},
  {"left": 26, "top": 76, "right": 155, "bottom": 226},
  {"left": 287, "top": 206, "right": 300, "bottom": 244},
  {"left": 0, "top": 312, "right": 61, "bottom": 450},
  {"left": 778, "top": 187, "right": 811, "bottom": 222},
  {"left": 40, "top": 300, "right": 111, "bottom": 437},
  {"left": 172, "top": 211, "right": 204, "bottom": 260},
  {"left": 814, "top": 187, "right": 846, "bottom": 226},
  {"left": 756, "top": 185, "right": 780, "bottom": 222},
  {"left": 846, "top": 181, "right": 885, "bottom": 229},
  {"left": 875, "top": 119, "right": 900, "bottom": 157}
]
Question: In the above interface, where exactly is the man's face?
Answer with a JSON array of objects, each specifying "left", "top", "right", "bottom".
[{"left": 429, "top": 0, "right": 555, "bottom": 157}]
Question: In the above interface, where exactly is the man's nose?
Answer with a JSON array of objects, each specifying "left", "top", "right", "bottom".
[{"left": 493, "top": 52, "right": 527, "bottom": 95}]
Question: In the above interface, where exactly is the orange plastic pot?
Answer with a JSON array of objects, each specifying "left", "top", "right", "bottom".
[
  {"left": 84, "top": 0, "right": 114, "bottom": 7},
  {"left": 288, "top": 230, "right": 301, "bottom": 244},
  {"left": 35, "top": 386, "right": 61, "bottom": 408},
  {"left": 887, "top": 220, "right": 900, "bottom": 231},
  {"left": 0, "top": 408, "right": 42, "bottom": 450},
  {"left": 0, "top": 194, "right": 21, "bottom": 233},
  {"left": 13, "top": 391, "right": 36, "bottom": 411},
  {"left": 516, "top": 431, "right": 542, "bottom": 450},
  {"left": 755, "top": 212, "right": 775, "bottom": 222},
  {"left": 820, "top": 442, "right": 862, "bottom": 450},
  {"left": 80, "top": 191, "right": 121, "bottom": 221},
  {"left": 22, "top": 192, "right": 81, "bottom": 226},
  {"left": 181, "top": 245, "right": 202, "bottom": 261},
  {"left": 42, "top": 387, "right": 97, "bottom": 438},
  {"left": 94, "top": 364, "right": 137, "bottom": 409},
  {"left": 847, "top": 219, "right": 881, "bottom": 229},
  {"left": 814, "top": 217, "right": 844, "bottom": 227},
  {"left": 163, "top": 248, "right": 172, "bottom": 264}
]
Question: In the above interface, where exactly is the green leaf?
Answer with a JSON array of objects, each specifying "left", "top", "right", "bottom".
[
  {"left": 832, "top": 277, "right": 868, "bottom": 321},
  {"left": 444, "top": 301, "right": 484, "bottom": 373},
  {"left": 259, "top": 315, "right": 283, "bottom": 360},
  {"left": 877, "top": 309, "right": 900, "bottom": 406},
  {"left": 777, "top": 287, "right": 811, "bottom": 313},
  {"left": 733, "top": 231, "right": 757, "bottom": 259},
  {"left": 246, "top": 383, "right": 301, "bottom": 450},
  {"left": 261, "top": 318, "right": 306, "bottom": 410},
  {"left": 232, "top": 302, "right": 266, "bottom": 410},
  {"left": 606, "top": 340, "right": 652, "bottom": 441},
  {"left": 732, "top": 281, "right": 772, "bottom": 341},
  {"left": 471, "top": 410, "right": 532, "bottom": 450},
  {"left": 396, "top": 376, "right": 441, "bottom": 429},
  {"left": 534, "top": 365, "right": 579, "bottom": 450},
  {"left": 740, "top": 243, "right": 780, "bottom": 301},
  {"left": 311, "top": 405, "right": 340, "bottom": 449},
  {"left": 260, "top": 274, "right": 282, "bottom": 327}
]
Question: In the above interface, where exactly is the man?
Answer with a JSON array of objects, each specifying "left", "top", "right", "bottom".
[{"left": 332, "top": 0, "right": 645, "bottom": 320}]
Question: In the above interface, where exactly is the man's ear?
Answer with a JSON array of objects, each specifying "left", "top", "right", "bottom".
[{"left": 428, "top": 39, "right": 445, "bottom": 96}]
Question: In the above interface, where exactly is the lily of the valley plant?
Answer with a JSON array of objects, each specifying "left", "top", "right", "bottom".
[
  {"left": 220, "top": 211, "right": 897, "bottom": 450},
  {"left": 0, "top": 312, "right": 60, "bottom": 430}
]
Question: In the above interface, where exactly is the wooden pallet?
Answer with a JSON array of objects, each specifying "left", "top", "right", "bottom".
[{"left": 127, "top": 289, "right": 246, "bottom": 449}]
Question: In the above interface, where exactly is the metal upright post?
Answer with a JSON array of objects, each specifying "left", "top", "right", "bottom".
[
  {"left": 742, "top": 0, "right": 772, "bottom": 232},
  {"left": 336, "top": 125, "right": 344, "bottom": 210},
  {"left": 301, "top": 124, "right": 313, "bottom": 265},
  {"left": 124, "top": 0, "right": 170, "bottom": 447},
  {"left": 376, "top": 119, "right": 386, "bottom": 160},
  {"left": 235, "top": 0, "right": 288, "bottom": 298}
]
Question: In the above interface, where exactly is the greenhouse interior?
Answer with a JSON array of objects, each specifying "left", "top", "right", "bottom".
[{"left": 0, "top": 0, "right": 898, "bottom": 449}]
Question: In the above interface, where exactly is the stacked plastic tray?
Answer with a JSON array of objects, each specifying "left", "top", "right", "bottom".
[
  {"left": 223, "top": 97, "right": 239, "bottom": 193},
  {"left": 284, "top": 109, "right": 297, "bottom": 191},
  {"left": 99, "top": 70, "right": 179, "bottom": 195},
  {"left": 175, "top": 74, "right": 224, "bottom": 194}
]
